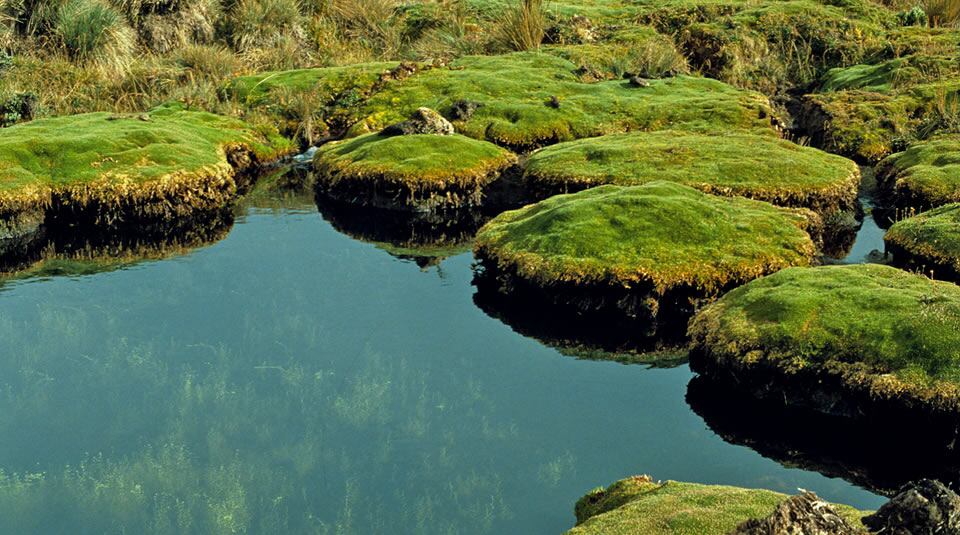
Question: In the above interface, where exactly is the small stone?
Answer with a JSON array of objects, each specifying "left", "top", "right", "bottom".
[
  {"left": 138, "top": 114, "right": 151, "bottom": 122},
  {"left": 729, "top": 491, "right": 862, "bottom": 535},
  {"left": 381, "top": 107, "right": 455, "bottom": 136},
  {"left": 547, "top": 96, "right": 561, "bottom": 109},
  {"left": 629, "top": 76, "right": 651, "bottom": 88},
  {"left": 863, "top": 479, "right": 960, "bottom": 535}
]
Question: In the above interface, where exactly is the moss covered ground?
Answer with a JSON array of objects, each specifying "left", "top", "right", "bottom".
[
  {"left": 886, "top": 203, "right": 960, "bottom": 280},
  {"left": 347, "top": 53, "right": 776, "bottom": 150},
  {"left": 524, "top": 130, "right": 860, "bottom": 214},
  {"left": 568, "top": 475, "right": 866, "bottom": 535},
  {"left": 475, "top": 181, "right": 816, "bottom": 294},
  {"left": 226, "top": 62, "right": 400, "bottom": 143},
  {"left": 690, "top": 264, "right": 960, "bottom": 409},
  {"left": 314, "top": 132, "right": 517, "bottom": 210},
  {"left": 0, "top": 103, "right": 293, "bottom": 225},
  {"left": 804, "top": 28, "right": 960, "bottom": 162},
  {"left": 877, "top": 135, "right": 960, "bottom": 209}
]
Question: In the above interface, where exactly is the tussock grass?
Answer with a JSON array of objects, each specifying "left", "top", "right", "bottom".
[{"left": 496, "top": 0, "right": 545, "bottom": 52}]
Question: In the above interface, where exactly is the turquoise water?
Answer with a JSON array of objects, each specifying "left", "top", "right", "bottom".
[{"left": 0, "top": 185, "right": 884, "bottom": 534}]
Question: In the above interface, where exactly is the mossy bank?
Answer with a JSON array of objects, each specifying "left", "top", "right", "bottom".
[
  {"left": 474, "top": 181, "right": 817, "bottom": 338},
  {"left": 0, "top": 104, "right": 293, "bottom": 256},
  {"left": 690, "top": 264, "right": 960, "bottom": 443},
  {"left": 313, "top": 132, "right": 517, "bottom": 211},
  {"left": 569, "top": 475, "right": 867, "bottom": 534},
  {"left": 886, "top": 203, "right": 960, "bottom": 282},
  {"left": 523, "top": 130, "right": 860, "bottom": 216},
  {"left": 345, "top": 53, "right": 778, "bottom": 150},
  {"left": 877, "top": 135, "right": 960, "bottom": 210}
]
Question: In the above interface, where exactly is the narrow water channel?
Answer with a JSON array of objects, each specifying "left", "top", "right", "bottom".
[{"left": 0, "top": 177, "right": 888, "bottom": 533}]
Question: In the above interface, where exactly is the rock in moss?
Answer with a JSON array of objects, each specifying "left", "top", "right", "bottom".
[
  {"left": 569, "top": 475, "right": 866, "bottom": 534},
  {"left": 689, "top": 264, "right": 960, "bottom": 428},
  {"left": 314, "top": 132, "right": 518, "bottom": 211},
  {"left": 0, "top": 104, "right": 293, "bottom": 246},
  {"left": 349, "top": 52, "right": 777, "bottom": 150},
  {"left": 524, "top": 130, "right": 860, "bottom": 216},
  {"left": 886, "top": 203, "right": 960, "bottom": 282},
  {"left": 877, "top": 135, "right": 960, "bottom": 210},
  {"left": 474, "top": 181, "right": 817, "bottom": 335}
]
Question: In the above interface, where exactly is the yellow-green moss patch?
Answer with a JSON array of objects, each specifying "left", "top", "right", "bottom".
[
  {"left": 877, "top": 135, "right": 960, "bottom": 209},
  {"left": 569, "top": 475, "right": 867, "bottom": 534},
  {"left": 314, "top": 133, "right": 517, "bottom": 211},
  {"left": 886, "top": 203, "right": 960, "bottom": 281},
  {"left": 524, "top": 130, "right": 860, "bottom": 215},
  {"left": 476, "top": 181, "right": 816, "bottom": 292},
  {"left": 0, "top": 104, "right": 294, "bottom": 230},
  {"left": 690, "top": 264, "right": 960, "bottom": 418},
  {"left": 349, "top": 52, "right": 776, "bottom": 150}
]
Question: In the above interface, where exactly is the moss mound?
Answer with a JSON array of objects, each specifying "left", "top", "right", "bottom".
[
  {"left": 569, "top": 475, "right": 866, "bottom": 534},
  {"left": 349, "top": 53, "right": 776, "bottom": 150},
  {"left": 690, "top": 264, "right": 960, "bottom": 420},
  {"left": 886, "top": 203, "right": 960, "bottom": 281},
  {"left": 0, "top": 104, "right": 293, "bottom": 234},
  {"left": 476, "top": 181, "right": 816, "bottom": 292},
  {"left": 314, "top": 132, "right": 517, "bottom": 211},
  {"left": 475, "top": 181, "right": 816, "bottom": 332},
  {"left": 524, "top": 130, "right": 860, "bottom": 215},
  {"left": 877, "top": 135, "right": 960, "bottom": 209}
]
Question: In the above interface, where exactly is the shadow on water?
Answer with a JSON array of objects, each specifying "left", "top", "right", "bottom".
[{"left": 686, "top": 375, "right": 960, "bottom": 496}]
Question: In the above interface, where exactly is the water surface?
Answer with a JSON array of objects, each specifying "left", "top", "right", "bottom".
[{"left": 0, "top": 186, "right": 885, "bottom": 534}]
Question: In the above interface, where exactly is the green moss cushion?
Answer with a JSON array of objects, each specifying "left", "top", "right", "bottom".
[
  {"left": 568, "top": 476, "right": 866, "bottom": 534},
  {"left": 690, "top": 264, "right": 960, "bottom": 409},
  {"left": 0, "top": 104, "right": 293, "bottom": 218},
  {"left": 886, "top": 203, "right": 960, "bottom": 279},
  {"left": 524, "top": 131, "right": 860, "bottom": 214},
  {"left": 475, "top": 181, "right": 816, "bottom": 293},
  {"left": 878, "top": 135, "right": 960, "bottom": 209},
  {"left": 349, "top": 53, "right": 776, "bottom": 150},
  {"left": 314, "top": 133, "right": 517, "bottom": 210}
]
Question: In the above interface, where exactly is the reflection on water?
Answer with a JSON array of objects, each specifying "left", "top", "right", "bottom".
[
  {"left": 687, "top": 375, "right": 960, "bottom": 496},
  {"left": 0, "top": 177, "right": 888, "bottom": 534}
]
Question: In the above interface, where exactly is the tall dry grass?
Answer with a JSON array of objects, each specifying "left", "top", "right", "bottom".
[
  {"left": 496, "top": 0, "right": 545, "bottom": 51},
  {"left": 922, "top": 0, "right": 960, "bottom": 27}
]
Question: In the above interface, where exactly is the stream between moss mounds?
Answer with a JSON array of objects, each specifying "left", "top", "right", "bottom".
[{"left": 0, "top": 163, "right": 908, "bottom": 534}]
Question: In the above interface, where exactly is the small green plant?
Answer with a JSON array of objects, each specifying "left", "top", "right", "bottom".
[{"left": 496, "top": 0, "right": 545, "bottom": 52}]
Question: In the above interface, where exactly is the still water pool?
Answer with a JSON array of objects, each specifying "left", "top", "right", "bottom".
[{"left": 0, "top": 186, "right": 884, "bottom": 534}]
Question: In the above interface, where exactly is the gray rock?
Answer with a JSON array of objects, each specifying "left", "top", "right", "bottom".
[
  {"left": 863, "top": 479, "right": 960, "bottom": 535},
  {"left": 449, "top": 99, "right": 482, "bottom": 121},
  {"left": 629, "top": 75, "right": 651, "bottom": 88},
  {"left": 381, "top": 107, "right": 454, "bottom": 136},
  {"left": 729, "top": 491, "right": 863, "bottom": 535}
]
